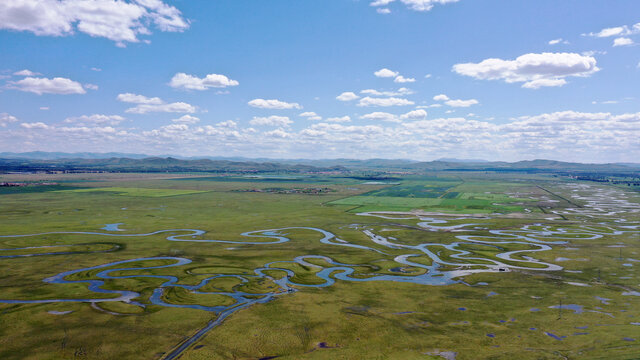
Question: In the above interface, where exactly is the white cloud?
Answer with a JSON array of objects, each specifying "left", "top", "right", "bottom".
[
  {"left": 172, "top": 115, "right": 200, "bottom": 124},
  {"left": 6, "top": 110, "right": 640, "bottom": 163},
  {"left": 21, "top": 122, "right": 50, "bottom": 129},
  {"left": 424, "top": 74, "right": 432, "bottom": 78},
  {"left": 299, "top": 112, "right": 322, "bottom": 121},
  {"left": 593, "top": 26, "right": 628, "bottom": 38},
  {"left": 64, "top": 114, "right": 125, "bottom": 125},
  {"left": 613, "top": 37, "right": 634, "bottom": 47},
  {"left": 521, "top": 78, "right": 567, "bottom": 89},
  {"left": 400, "top": 109, "right": 427, "bottom": 120},
  {"left": 358, "top": 96, "right": 414, "bottom": 107},
  {"left": 249, "top": 116, "right": 293, "bottom": 127},
  {"left": 433, "top": 94, "right": 479, "bottom": 107},
  {"left": 264, "top": 128, "right": 291, "bottom": 138},
  {"left": 586, "top": 24, "right": 639, "bottom": 38},
  {"left": 370, "top": 0, "right": 460, "bottom": 12},
  {"left": 8, "top": 76, "right": 86, "bottom": 95},
  {"left": 374, "top": 68, "right": 399, "bottom": 78},
  {"left": 584, "top": 23, "right": 640, "bottom": 47},
  {"left": 371, "top": 0, "right": 395, "bottom": 6},
  {"left": 394, "top": 75, "right": 415, "bottom": 83},
  {"left": 325, "top": 116, "right": 351, "bottom": 123},
  {"left": 417, "top": 104, "right": 442, "bottom": 109},
  {"left": 582, "top": 50, "right": 607, "bottom": 57},
  {"left": 0, "top": 113, "right": 19, "bottom": 127},
  {"left": 336, "top": 91, "right": 360, "bottom": 101},
  {"left": 360, "top": 112, "right": 399, "bottom": 123},
  {"left": 453, "top": 52, "right": 599, "bottom": 88},
  {"left": 359, "top": 109, "right": 426, "bottom": 123},
  {"left": 13, "top": 69, "right": 40, "bottom": 76},
  {"left": 126, "top": 102, "right": 196, "bottom": 114},
  {"left": 445, "top": 98, "right": 479, "bottom": 107},
  {"left": 361, "top": 88, "right": 413, "bottom": 96},
  {"left": 39, "top": 107, "right": 49, "bottom": 110},
  {"left": 248, "top": 99, "right": 302, "bottom": 110},
  {"left": 377, "top": 8, "right": 391, "bottom": 14},
  {"left": 548, "top": 38, "right": 569, "bottom": 45},
  {"left": 169, "top": 72, "right": 239, "bottom": 90},
  {"left": 117, "top": 93, "right": 163, "bottom": 104},
  {"left": 118, "top": 92, "right": 197, "bottom": 115},
  {"left": 0, "top": 0, "right": 189, "bottom": 46},
  {"left": 84, "top": 83, "right": 98, "bottom": 90},
  {"left": 91, "top": 67, "right": 102, "bottom": 72}
]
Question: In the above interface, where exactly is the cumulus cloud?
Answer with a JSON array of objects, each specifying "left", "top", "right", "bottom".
[
  {"left": 116, "top": 92, "right": 194, "bottom": 114},
  {"left": 374, "top": 68, "right": 399, "bottom": 78},
  {"left": 126, "top": 102, "right": 196, "bottom": 114},
  {"left": 358, "top": 96, "right": 414, "bottom": 107},
  {"left": 169, "top": 72, "right": 239, "bottom": 90},
  {"left": 13, "top": 69, "right": 40, "bottom": 76},
  {"left": 377, "top": 8, "right": 391, "bottom": 14},
  {"left": 394, "top": 75, "right": 415, "bottom": 83},
  {"left": 585, "top": 23, "right": 640, "bottom": 38},
  {"left": 0, "top": 0, "right": 189, "bottom": 46},
  {"left": 370, "top": 0, "right": 460, "bottom": 12},
  {"left": 432, "top": 94, "right": 479, "bottom": 107},
  {"left": 248, "top": 98, "right": 302, "bottom": 110},
  {"left": 453, "top": 52, "right": 599, "bottom": 88},
  {"left": 21, "top": 122, "right": 50, "bottom": 129},
  {"left": 584, "top": 22, "right": 640, "bottom": 47},
  {"left": 521, "top": 78, "right": 566, "bottom": 89},
  {"left": 361, "top": 88, "right": 413, "bottom": 96},
  {"left": 445, "top": 99, "right": 479, "bottom": 107},
  {"left": 0, "top": 113, "right": 19, "bottom": 127},
  {"left": 249, "top": 116, "right": 293, "bottom": 127},
  {"left": 172, "top": 114, "right": 200, "bottom": 124},
  {"left": 6, "top": 109, "right": 640, "bottom": 163},
  {"left": 548, "top": 38, "right": 569, "bottom": 45},
  {"left": 64, "top": 114, "right": 125, "bottom": 125},
  {"left": 613, "top": 37, "right": 634, "bottom": 47},
  {"left": 299, "top": 112, "right": 322, "bottom": 121},
  {"left": 325, "top": 116, "right": 351, "bottom": 123},
  {"left": 117, "top": 93, "right": 163, "bottom": 104},
  {"left": 360, "top": 112, "right": 399, "bottom": 123},
  {"left": 360, "top": 109, "right": 426, "bottom": 122},
  {"left": 336, "top": 91, "right": 360, "bottom": 101},
  {"left": 400, "top": 109, "right": 427, "bottom": 120},
  {"left": 8, "top": 76, "right": 86, "bottom": 95},
  {"left": 264, "top": 128, "right": 291, "bottom": 138}
]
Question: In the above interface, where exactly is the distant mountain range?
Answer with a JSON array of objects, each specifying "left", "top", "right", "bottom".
[{"left": 0, "top": 152, "right": 639, "bottom": 174}]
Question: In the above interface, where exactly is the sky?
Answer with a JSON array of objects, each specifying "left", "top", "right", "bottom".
[{"left": 0, "top": 0, "right": 639, "bottom": 162}]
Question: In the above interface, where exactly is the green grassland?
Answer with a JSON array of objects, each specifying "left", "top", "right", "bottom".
[
  {"left": 58, "top": 187, "right": 210, "bottom": 197},
  {"left": 0, "top": 173, "right": 638, "bottom": 359}
]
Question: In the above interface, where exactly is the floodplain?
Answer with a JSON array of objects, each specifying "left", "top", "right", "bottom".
[{"left": 0, "top": 172, "right": 639, "bottom": 359}]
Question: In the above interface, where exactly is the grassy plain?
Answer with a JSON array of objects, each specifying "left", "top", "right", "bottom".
[{"left": 0, "top": 172, "right": 638, "bottom": 359}]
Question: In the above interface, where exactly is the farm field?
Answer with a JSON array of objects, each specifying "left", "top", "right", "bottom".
[{"left": 0, "top": 173, "right": 639, "bottom": 359}]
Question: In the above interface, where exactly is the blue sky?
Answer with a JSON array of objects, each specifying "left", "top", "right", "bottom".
[{"left": 1, "top": 0, "right": 639, "bottom": 162}]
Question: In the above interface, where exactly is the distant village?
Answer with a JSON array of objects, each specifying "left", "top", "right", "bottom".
[{"left": 235, "top": 187, "right": 335, "bottom": 195}]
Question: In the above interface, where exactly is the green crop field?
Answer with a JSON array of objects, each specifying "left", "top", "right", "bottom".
[
  {"left": 328, "top": 179, "right": 536, "bottom": 213},
  {"left": 1, "top": 173, "right": 639, "bottom": 359}
]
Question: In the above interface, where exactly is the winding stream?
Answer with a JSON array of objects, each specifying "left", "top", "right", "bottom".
[{"left": 1, "top": 183, "right": 638, "bottom": 359}]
